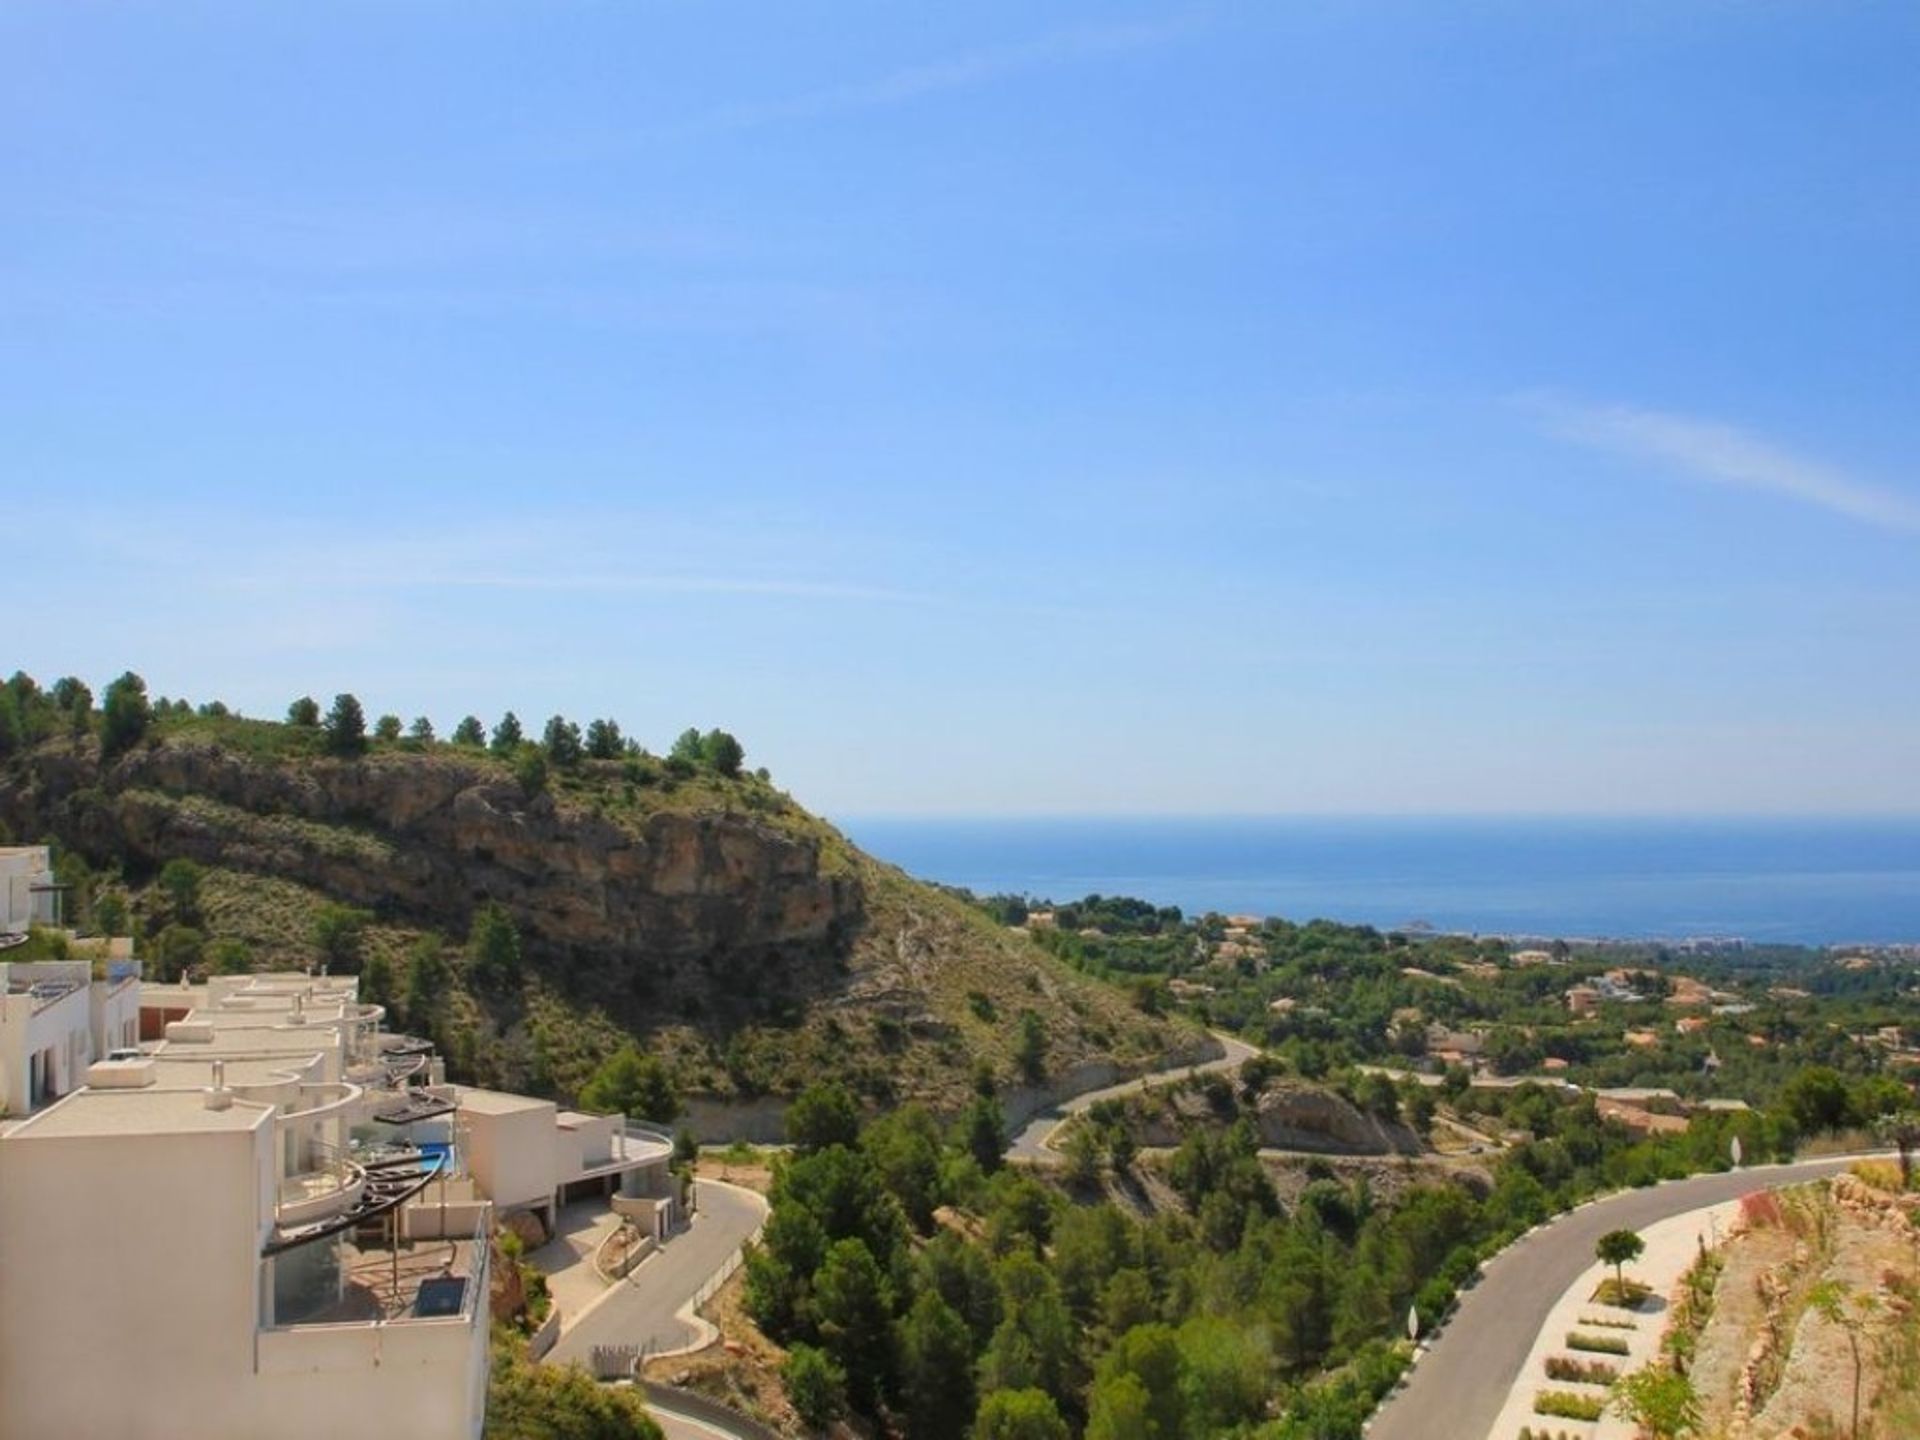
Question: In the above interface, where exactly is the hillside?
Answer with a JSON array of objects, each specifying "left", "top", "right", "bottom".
[{"left": 0, "top": 693, "right": 1208, "bottom": 1121}]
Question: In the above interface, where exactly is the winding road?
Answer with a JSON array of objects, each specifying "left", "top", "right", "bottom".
[
  {"left": 546, "top": 1179, "right": 768, "bottom": 1372},
  {"left": 554, "top": 1050, "right": 1862, "bottom": 1440},
  {"left": 1368, "top": 1155, "right": 1862, "bottom": 1440},
  {"left": 1005, "top": 1033, "right": 1261, "bottom": 1163}
]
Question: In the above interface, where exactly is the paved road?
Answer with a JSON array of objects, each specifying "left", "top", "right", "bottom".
[
  {"left": 650, "top": 1405, "right": 751, "bottom": 1440},
  {"left": 1369, "top": 1156, "right": 1860, "bottom": 1440},
  {"left": 547, "top": 1180, "right": 767, "bottom": 1370},
  {"left": 1005, "top": 1033, "right": 1261, "bottom": 1163}
]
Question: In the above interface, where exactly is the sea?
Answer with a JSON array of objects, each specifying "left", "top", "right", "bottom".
[{"left": 834, "top": 816, "right": 1920, "bottom": 947}]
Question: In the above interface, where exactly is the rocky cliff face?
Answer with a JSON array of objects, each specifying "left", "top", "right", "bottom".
[
  {"left": 1131, "top": 1081, "right": 1422, "bottom": 1156},
  {"left": 2, "top": 739, "right": 860, "bottom": 1008},
  {"left": 1, "top": 729, "right": 1201, "bottom": 1108},
  {"left": 1251, "top": 1084, "right": 1423, "bottom": 1156}
]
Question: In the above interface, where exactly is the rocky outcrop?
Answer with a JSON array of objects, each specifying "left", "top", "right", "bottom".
[
  {"left": 1252, "top": 1084, "right": 1423, "bottom": 1156},
  {"left": 1126, "top": 1081, "right": 1422, "bottom": 1155},
  {"left": 1, "top": 738, "right": 861, "bottom": 999}
]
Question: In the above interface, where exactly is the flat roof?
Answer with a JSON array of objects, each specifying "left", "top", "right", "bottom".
[
  {"left": 152, "top": 1030, "right": 335, "bottom": 1059},
  {"left": 8, "top": 1088, "right": 271, "bottom": 1139},
  {"left": 145, "top": 1055, "right": 318, "bottom": 1087},
  {"left": 455, "top": 1087, "right": 553, "bottom": 1117}
]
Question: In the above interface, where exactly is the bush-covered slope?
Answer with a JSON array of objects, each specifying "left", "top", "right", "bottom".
[{"left": 0, "top": 695, "right": 1204, "bottom": 1114}]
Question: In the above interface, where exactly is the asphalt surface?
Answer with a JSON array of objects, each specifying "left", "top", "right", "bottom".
[
  {"left": 1004, "top": 1033, "right": 1262, "bottom": 1163},
  {"left": 546, "top": 1180, "right": 767, "bottom": 1371},
  {"left": 649, "top": 1407, "right": 741, "bottom": 1440},
  {"left": 1368, "top": 1155, "right": 1861, "bottom": 1440}
]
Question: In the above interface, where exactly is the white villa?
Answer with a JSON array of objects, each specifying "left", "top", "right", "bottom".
[
  {"left": 0, "top": 950, "right": 676, "bottom": 1439},
  {"left": 0, "top": 844, "right": 61, "bottom": 934}
]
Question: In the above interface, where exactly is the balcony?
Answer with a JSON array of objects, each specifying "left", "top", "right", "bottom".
[
  {"left": 269, "top": 1223, "right": 488, "bottom": 1325},
  {"left": 277, "top": 1155, "right": 367, "bottom": 1229},
  {"left": 266, "top": 1145, "right": 447, "bottom": 1255},
  {"left": 275, "top": 1081, "right": 365, "bottom": 1127}
]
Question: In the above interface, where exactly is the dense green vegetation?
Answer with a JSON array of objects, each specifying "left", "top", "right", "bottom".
[
  {"left": 738, "top": 1024, "right": 1920, "bottom": 1440},
  {"left": 3, "top": 671, "right": 1198, "bottom": 1120},
  {"left": 974, "top": 888, "right": 1920, "bottom": 1111},
  {"left": 484, "top": 1331, "right": 664, "bottom": 1440}
]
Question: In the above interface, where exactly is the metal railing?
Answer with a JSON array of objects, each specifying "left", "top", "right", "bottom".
[{"left": 684, "top": 1218, "right": 763, "bottom": 1315}]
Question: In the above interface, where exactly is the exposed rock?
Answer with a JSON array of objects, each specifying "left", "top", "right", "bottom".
[
  {"left": 1125, "top": 1081, "right": 1422, "bottom": 1156},
  {"left": 503, "top": 1209, "right": 551, "bottom": 1250},
  {"left": 3, "top": 738, "right": 860, "bottom": 1017},
  {"left": 489, "top": 1236, "right": 527, "bottom": 1323},
  {"left": 1251, "top": 1084, "right": 1423, "bottom": 1156}
]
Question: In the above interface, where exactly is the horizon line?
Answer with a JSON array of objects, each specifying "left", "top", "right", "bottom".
[{"left": 832, "top": 810, "right": 1920, "bottom": 823}]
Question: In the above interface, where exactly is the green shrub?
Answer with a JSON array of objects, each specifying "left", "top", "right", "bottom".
[
  {"left": 1544, "top": 1354, "right": 1619, "bottom": 1384},
  {"left": 782, "top": 1344, "right": 847, "bottom": 1431},
  {"left": 1566, "top": 1331, "right": 1631, "bottom": 1355},
  {"left": 1533, "top": 1390, "right": 1605, "bottom": 1421}
]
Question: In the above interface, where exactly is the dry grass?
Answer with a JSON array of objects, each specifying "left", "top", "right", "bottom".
[{"left": 641, "top": 1268, "right": 807, "bottom": 1436}]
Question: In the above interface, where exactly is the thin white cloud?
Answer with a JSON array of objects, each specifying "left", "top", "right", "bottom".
[
  {"left": 1539, "top": 399, "right": 1920, "bottom": 536},
  {"left": 639, "top": 14, "right": 1203, "bottom": 142},
  {"left": 396, "top": 572, "right": 930, "bottom": 604}
]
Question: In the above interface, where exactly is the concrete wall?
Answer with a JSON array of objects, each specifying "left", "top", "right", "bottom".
[
  {"left": 466, "top": 1102, "right": 557, "bottom": 1212},
  {"left": 254, "top": 1313, "right": 486, "bottom": 1439},
  {"left": 0, "top": 970, "right": 95, "bottom": 1115},
  {"left": 402, "top": 1197, "right": 493, "bottom": 1241},
  {"left": 0, "top": 847, "right": 55, "bottom": 931},
  {"left": 93, "top": 978, "right": 142, "bottom": 1056},
  {"left": 679, "top": 1093, "right": 791, "bottom": 1145},
  {"left": 0, "top": 1109, "right": 485, "bottom": 1440},
  {"left": 0, "top": 1125, "right": 269, "bottom": 1439},
  {"left": 554, "top": 1111, "right": 619, "bottom": 1173}
]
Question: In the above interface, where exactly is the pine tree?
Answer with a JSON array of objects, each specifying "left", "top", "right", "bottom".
[
  {"left": 490, "top": 711, "right": 524, "bottom": 755},
  {"left": 322, "top": 694, "right": 367, "bottom": 756}
]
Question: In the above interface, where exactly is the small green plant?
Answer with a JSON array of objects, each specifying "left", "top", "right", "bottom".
[
  {"left": 1578, "top": 1313, "right": 1638, "bottom": 1329},
  {"left": 1610, "top": 1363, "right": 1701, "bottom": 1440},
  {"left": 1567, "top": 1331, "right": 1631, "bottom": 1355},
  {"left": 1592, "top": 1276, "right": 1652, "bottom": 1307},
  {"left": 1545, "top": 1354, "right": 1620, "bottom": 1384},
  {"left": 1534, "top": 1390, "right": 1606, "bottom": 1421}
]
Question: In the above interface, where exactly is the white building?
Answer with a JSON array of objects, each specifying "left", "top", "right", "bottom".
[
  {"left": 0, "top": 957, "right": 141, "bottom": 1115},
  {"left": 0, "top": 845, "right": 60, "bottom": 935},
  {"left": 0, "top": 972, "right": 490, "bottom": 1439},
  {"left": 0, "top": 963, "right": 676, "bottom": 1438}
]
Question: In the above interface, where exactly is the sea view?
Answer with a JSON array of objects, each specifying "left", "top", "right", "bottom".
[{"left": 840, "top": 816, "right": 1920, "bottom": 946}]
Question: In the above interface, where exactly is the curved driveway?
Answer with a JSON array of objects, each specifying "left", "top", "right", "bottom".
[
  {"left": 1006, "top": 1033, "right": 1260, "bottom": 1163},
  {"left": 547, "top": 1180, "right": 767, "bottom": 1370},
  {"left": 1369, "top": 1156, "right": 1861, "bottom": 1440}
]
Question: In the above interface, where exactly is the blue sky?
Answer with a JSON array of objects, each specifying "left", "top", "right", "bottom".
[{"left": 4, "top": 2, "right": 1917, "bottom": 816}]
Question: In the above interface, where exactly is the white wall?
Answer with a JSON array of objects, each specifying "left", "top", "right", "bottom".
[
  {"left": 0, "top": 847, "right": 55, "bottom": 932},
  {"left": 93, "top": 977, "right": 143, "bottom": 1057},
  {"left": 464, "top": 1101, "right": 557, "bottom": 1213},
  {"left": 0, "top": 967, "right": 95, "bottom": 1115},
  {"left": 0, "top": 1122, "right": 268, "bottom": 1439},
  {"left": 0, "top": 1109, "right": 485, "bottom": 1440}
]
